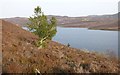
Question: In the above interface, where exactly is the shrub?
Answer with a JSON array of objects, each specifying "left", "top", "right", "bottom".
[{"left": 27, "top": 6, "right": 57, "bottom": 48}]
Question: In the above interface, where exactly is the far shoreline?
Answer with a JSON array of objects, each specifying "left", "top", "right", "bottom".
[{"left": 57, "top": 25, "right": 119, "bottom": 31}]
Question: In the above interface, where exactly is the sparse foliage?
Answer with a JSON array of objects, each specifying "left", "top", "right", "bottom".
[{"left": 27, "top": 6, "right": 57, "bottom": 48}]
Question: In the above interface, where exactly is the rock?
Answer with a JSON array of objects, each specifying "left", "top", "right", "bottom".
[
  {"left": 26, "top": 42, "right": 30, "bottom": 45},
  {"left": 45, "top": 53, "right": 50, "bottom": 58},
  {"left": 74, "top": 66, "right": 84, "bottom": 73}
]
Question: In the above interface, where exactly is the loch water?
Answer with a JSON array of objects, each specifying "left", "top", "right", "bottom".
[{"left": 53, "top": 27, "right": 118, "bottom": 55}]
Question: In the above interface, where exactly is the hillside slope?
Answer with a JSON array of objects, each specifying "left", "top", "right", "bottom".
[{"left": 2, "top": 20, "right": 119, "bottom": 73}]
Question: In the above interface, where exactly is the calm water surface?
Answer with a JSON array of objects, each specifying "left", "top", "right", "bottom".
[{"left": 53, "top": 27, "right": 118, "bottom": 54}]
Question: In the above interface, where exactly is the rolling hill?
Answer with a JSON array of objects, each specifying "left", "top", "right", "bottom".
[{"left": 3, "top": 13, "right": 119, "bottom": 30}]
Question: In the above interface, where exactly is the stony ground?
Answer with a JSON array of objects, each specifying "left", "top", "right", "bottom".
[{"left": 2, "top": 20, "right": 119, "bottom": 73}]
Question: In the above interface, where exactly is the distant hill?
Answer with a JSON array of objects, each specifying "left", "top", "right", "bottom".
[
  {"left": 3, "top": 17, "right": 29, "bottom": 27},
  {"left": 3, "top": 13, "right": 119, "bottom": 30}
]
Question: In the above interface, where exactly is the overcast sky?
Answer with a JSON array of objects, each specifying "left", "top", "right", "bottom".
[{"left": 0, "top": 0, "right": 119, "bottom": 18}]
